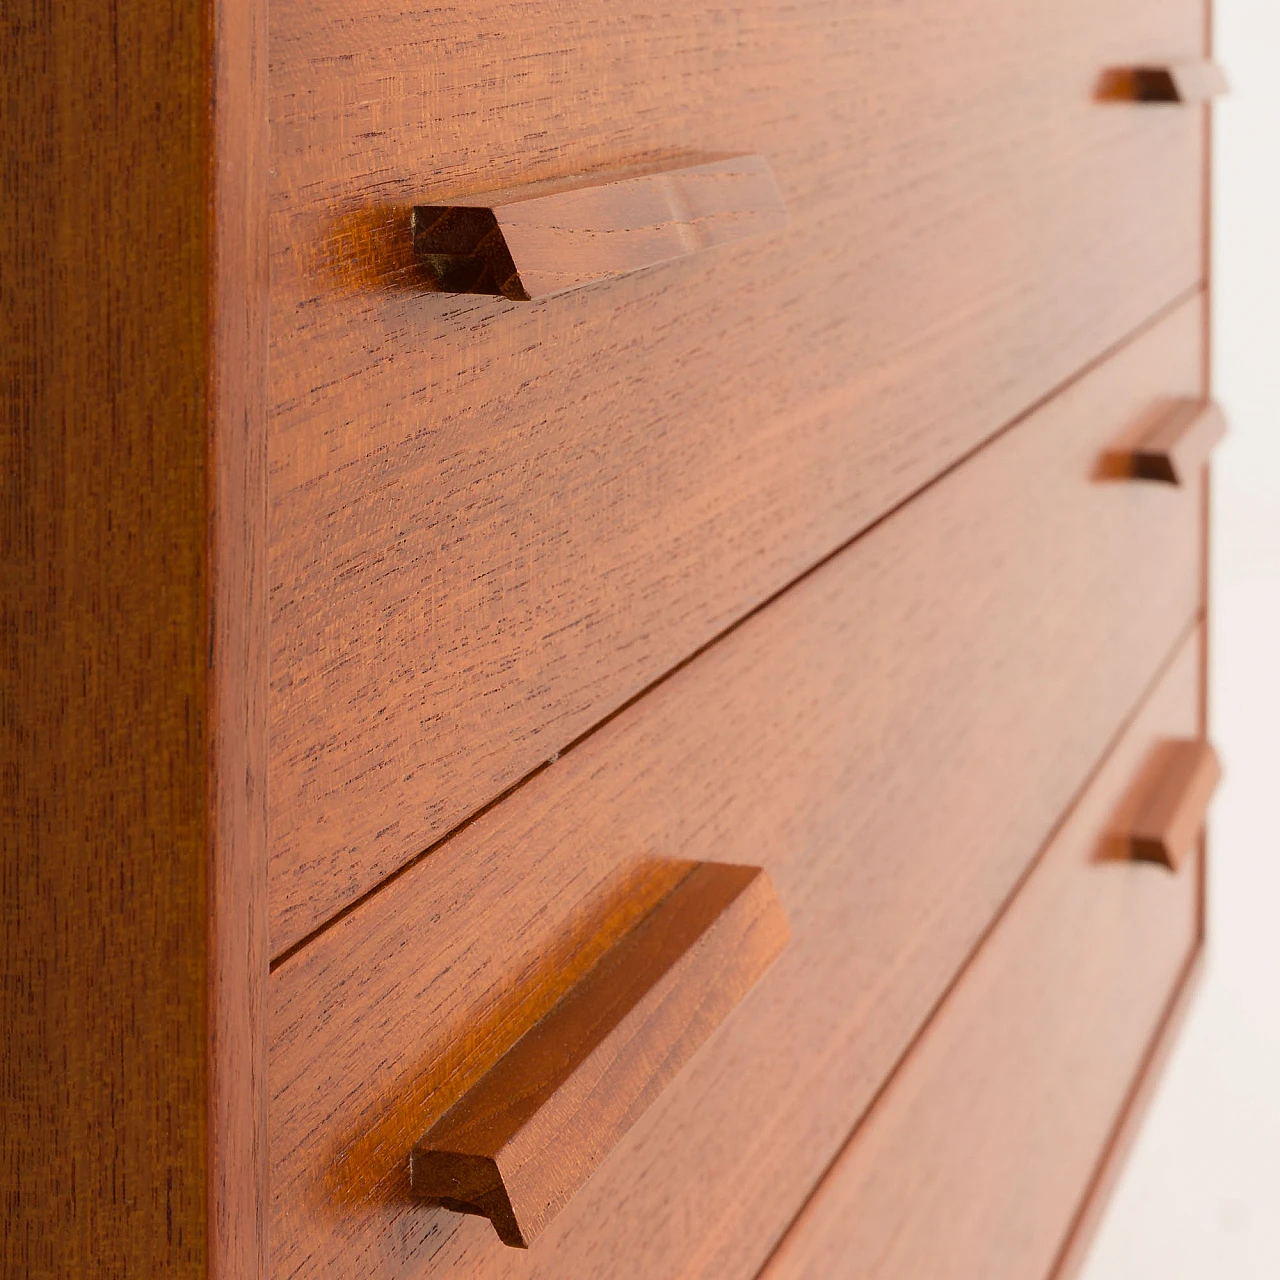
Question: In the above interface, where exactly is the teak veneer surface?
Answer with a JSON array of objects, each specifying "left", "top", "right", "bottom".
[
  {"left": 410, "top": 862, "right": 789, "bottom": 1248},
  {"left": 1132, "top": 399, "right": 1229, "bottom": 485},
  {"left": 2, "top": 0, "right": 269, "bottom": 1274},
  {"left": 411, "top": 155, "right": 788, "bottom": 301},
  {"left": 762, "top": 628, "right": 1204, "bottom": 1280},
  {"left": 1051, "top": 946, "right": 1206, "bottom": 1280},
  {"left": 266, "top": 0, "right": 1207, "bottom": 952},
  {"left": 1135, "top": 60, "right": 1230, "bottom": 104},
  {"left": 1128, "top": 739, "right": 1221, "bottom": 871},
  {"left": 267, "top": 298, "right": 1205, "bottom": 1280}
]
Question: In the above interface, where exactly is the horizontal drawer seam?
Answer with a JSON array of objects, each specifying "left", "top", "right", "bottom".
[
  {"left": 270, "top": 282, "right": 1205, "bottom": 972},
  {"left": 750, "top": 605, "right": 1205, "bottom": 1280},
  {"left": 1048, "top": 942, "right": 1205, "bottom": 1279}
]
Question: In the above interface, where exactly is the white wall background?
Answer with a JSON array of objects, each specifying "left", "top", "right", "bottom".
[{"left": 1081, "top": 2, "right": 1280, "bottom": 1275}]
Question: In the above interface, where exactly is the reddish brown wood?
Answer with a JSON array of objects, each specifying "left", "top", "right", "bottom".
[
  {"left": 1051, "top": 943, "right": 1205, "bottom": 1279},
  {"left": 1135, "top": 61, "right": 1230, "bottom": 103},
  {"left": 1131, "top": 399, "right": 1228, "bottom": 485},
  {"left": 1, "top": 0, "right": 268, "bottom": 1274},
  {"left": 266, "top": 0, "right": 1208, "bottom": 954},
  {"left": 266, "top": 297, "right": 1205, "bottom": 1280},
  {"left": 1099, "top": 62, "right": 1229, "bottom": 105},
  {"left": 409, "top": 862, "right": 788, "bottom": 1248},
  {"left": 412, "top": 156, "right": 787, "bottom": 300},
  {"left": 1126, "top": 739, "right": 1221, "bottom": 870},
  {"left": 761, "top": 629, "right": 1203, "bottom": 1280},
  {"left": 1052, "top": 927, "right": 1205, "bottom": 1276},
  {"left": 209, "top": 0, "right": 271, "bottom": 1274}
]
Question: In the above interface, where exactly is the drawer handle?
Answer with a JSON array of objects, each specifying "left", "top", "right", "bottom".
[
  {"left": 1128, "top": 399, "right": 1228, "bottom": 485},
  {"left": 1104, "top": 60, "right": 1230, "bottom": 104},
  {"left": 411, "top": 154, "right": 787, "bottom": 301},
  {"left": 1128, "top": 739, "right": 1222, "bottom": 871},
  {"left": 409, "top": 861, "right": 789, "bottom": 1248}
]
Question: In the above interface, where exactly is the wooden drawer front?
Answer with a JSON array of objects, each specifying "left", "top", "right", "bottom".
[
  {"left": 762, "top": 627, "right": 1205, "bottom": 1280},
  {"left": 267, "top": 296, "right": 1205, "bottom": 1280},
  {"left": 267, "top": 0, "right": 1207, "bottom": 952}
]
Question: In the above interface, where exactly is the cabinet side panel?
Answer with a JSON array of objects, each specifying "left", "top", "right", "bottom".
[{"left": 0, "top": 0, "right": 266, "bottom": 1274}]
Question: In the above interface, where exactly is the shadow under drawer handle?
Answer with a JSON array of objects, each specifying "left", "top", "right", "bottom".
[
  {"left": 411, "top": 154, "right": 787, "bottom": 301},
  {"left": 1129, "top": 399, "right": 1228, "bottom": 485},
  {"left": 1128, "top": 739, "right": 1222, "bottom": 872},
  {"left": 409, "top": 861, "right": 790, "bottom": 1248},
  {"left": 1100, "top": 60, "right": 1230, "bottom": 104}
]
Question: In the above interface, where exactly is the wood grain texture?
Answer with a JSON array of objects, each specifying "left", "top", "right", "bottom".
[
  {"left": 1127, "top": 739, "right": 1221, "bottom": 870},
  {"left": 1131, "top": 398, "right": 1228, "bottom": 484},
  {"left": 266, "top": 297, "right": 1206, "bottom": 1280},
  {"left": 1055, "top": 17, "right": 1223, "bottom": 1277},
  {"left": 409, "top": 862, "right": 788, "bottom": 1248},
  {"left": 760, "top": 628, "right": 1204, "bottom": 1280},
  {"left": 209, "top": 0, "right": 271, "bottom": 1273},
  {"left": 1, "top": 0, "right": 269, "bottom": 1275},
  {"left": 411, "top": 155, "right": 787, "bottom": 300},
  {"left": 266, "top": 0, "right": 1208, "bottom": 954},
  {"left": 1051, "top": 944, "right": 1205, "bottom": 1280}
]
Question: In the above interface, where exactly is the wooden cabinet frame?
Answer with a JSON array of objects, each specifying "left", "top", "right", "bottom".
[
  {"left": 1, "top": 0, "right": 1217, "bottom": 1274},
  {"left": 2, "top": 0, "right": 269, "bottom": 1273}
]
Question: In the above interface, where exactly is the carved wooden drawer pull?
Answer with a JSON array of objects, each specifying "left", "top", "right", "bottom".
[
  {"left": 411, "top": 154, "right": 787, "bottom": 301},
  {"left": 1129, "top": 399, "right": 1228, "bottom": 486},
  {"left": 1127, "top": 739, "right": 1222, "bottom": 872},
  {"left": 409, "top": 861, "right": 789, "bottom": 1247},
  {"left": 1104, "top": 61, "right": 1230, "bottom": 104}
]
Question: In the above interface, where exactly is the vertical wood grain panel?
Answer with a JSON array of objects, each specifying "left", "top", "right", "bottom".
[
  {"left": 1, "top": 1, "right": 210, "bottom": 1267},
  {"left": 210, "top": 0, "right": 271, "bottom": 1274},
  {"left": 1, "top": 0, "right": 268, "bottom": 1274}
]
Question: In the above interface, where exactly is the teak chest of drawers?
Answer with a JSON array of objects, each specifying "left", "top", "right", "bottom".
[{"left": 4, "top": 1, "right": 1224, "bottom": 1278}]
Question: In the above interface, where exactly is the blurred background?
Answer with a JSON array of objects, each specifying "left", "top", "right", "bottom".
[{"left": 1081, "top": 1, "right": 1280, "bottom": 1275}]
